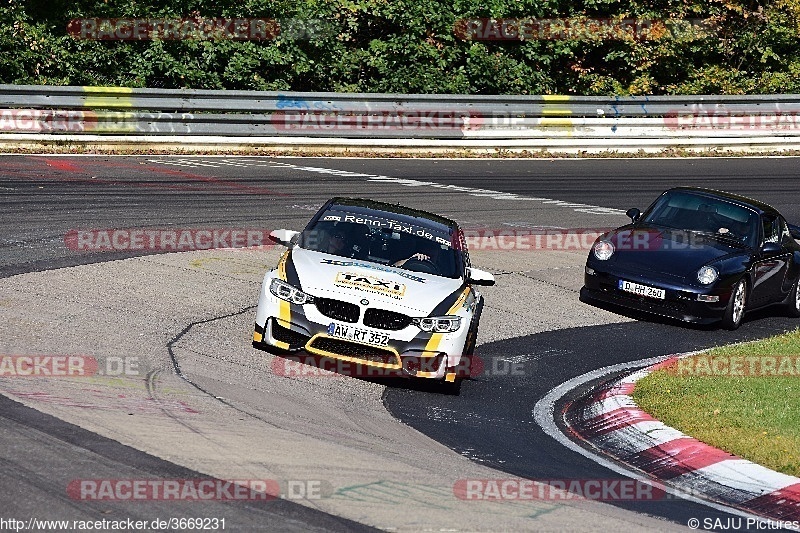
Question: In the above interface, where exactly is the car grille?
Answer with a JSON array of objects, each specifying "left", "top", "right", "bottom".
[
  {"left": 308, "top": 337, "right": 399, "bottom": 366},
  {"left": 614, "top": 290, "right": 684, "bottom": 312},
  {"left": 271, "top": 321, "right": 311, "bottom": 349},
  {"left": 363, "top": 308, "right": 412, "bottom": 330},
  {"left": 315, "top": 298, "right": 359, "bottom": 323}
]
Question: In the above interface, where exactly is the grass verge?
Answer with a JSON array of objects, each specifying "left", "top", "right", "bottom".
[{"left": 632, "top": 327, "right": 800, "bottom": 476}]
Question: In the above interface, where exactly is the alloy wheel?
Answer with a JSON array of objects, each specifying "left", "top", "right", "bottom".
[{"left": 732, "top": 282, "right": 746, "bottom": 325}]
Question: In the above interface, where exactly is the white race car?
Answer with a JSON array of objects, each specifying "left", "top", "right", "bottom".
[{"left": 253, "top": 198, "right": 494, "bottom": 389}]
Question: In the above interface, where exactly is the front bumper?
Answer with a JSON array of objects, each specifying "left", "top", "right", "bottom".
[
  {"left": 580, "top": 267, "right": 732, "bottom": 325},
  {"left": 254, "top": 318, "right": 465, "bottom": 380}
]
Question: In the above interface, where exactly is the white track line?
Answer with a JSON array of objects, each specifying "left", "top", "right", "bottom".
[{"left": 532, "top": 355, "right": 773, "bottom": 524}]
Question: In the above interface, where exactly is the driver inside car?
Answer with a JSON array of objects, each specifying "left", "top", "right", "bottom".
[
  {"left": 394, "top": 240, "right": 441, "bottom": 269},
  {"left": 325, "top": 229, "right": 349, "bottom": 255}
]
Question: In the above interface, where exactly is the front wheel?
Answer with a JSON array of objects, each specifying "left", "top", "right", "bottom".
[
  {"left": 721, "top": 280, "right": 747, "bottom": 330},
  {"left": 787, "top": 278, "right": 800, "bottom": 318},
  {"left": 439, "top": 378, "right": 463, "bottom": 395}
]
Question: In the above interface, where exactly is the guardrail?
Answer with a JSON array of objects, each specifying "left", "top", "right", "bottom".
[{"left": 1, "top": 84, "right": 799, "bottom": 152}]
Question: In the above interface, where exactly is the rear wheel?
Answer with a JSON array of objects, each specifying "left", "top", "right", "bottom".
[
  {"left": 787, "top": 278, "right": 800, "bottom": 318},
  {"left": 721, "top": 280, "right": 747, "bottom": 330}
]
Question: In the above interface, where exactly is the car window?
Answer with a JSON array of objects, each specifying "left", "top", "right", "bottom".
[
  {"left": 299, "top": 208, "right": 464, "bottom": 279},
  {"left": 762, "top": 215, "right": 782, "bottom": 245},
  {"left": 642, "top": 190, "right": 759, "bottom": 247},
  {"left": 780, "top": 217, "right": 794, "bottom": 245}
]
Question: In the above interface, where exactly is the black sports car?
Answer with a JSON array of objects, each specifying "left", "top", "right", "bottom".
[{"left": 580, "top": 187, "right": 800, "bottom": 329}]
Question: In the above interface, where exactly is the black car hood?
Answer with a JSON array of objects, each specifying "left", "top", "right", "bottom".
[{"left": 601, "top": 225, "right": 748, "bottom": 279}]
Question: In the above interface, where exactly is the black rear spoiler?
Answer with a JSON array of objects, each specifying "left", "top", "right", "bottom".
[{"left": 789, "top": 223, "right": 800, "bottom": 240}]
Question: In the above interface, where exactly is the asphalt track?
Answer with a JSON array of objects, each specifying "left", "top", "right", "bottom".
[
  {"left": 385, "top": 316, "right": 799, "bottom": 529},
  {"left": 2, "top": 155, "right": 799, "bottom": 531}
]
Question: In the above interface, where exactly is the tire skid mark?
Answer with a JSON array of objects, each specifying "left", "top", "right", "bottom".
[
  {"left": 163, "top": 304, "right": 285, "bottom": 432},
  {"left": 28, "top": 156, "right": 289, "bottom": 196}
]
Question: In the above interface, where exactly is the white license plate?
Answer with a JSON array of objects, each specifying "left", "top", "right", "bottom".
[
  {"left": 327, "top": 323, "right": 390, "bottom": 347},
  {"left": 618, "top": 280, "right": 665, "bottom": 299}
]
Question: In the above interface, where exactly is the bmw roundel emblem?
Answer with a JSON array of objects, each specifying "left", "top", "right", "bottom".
[{"left": 360, "top": 299, "right": 370, "bottom": 306}]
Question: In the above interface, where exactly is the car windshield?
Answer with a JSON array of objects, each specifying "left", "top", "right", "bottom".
[
  {"left": 642, "top": 190, "right": 759, "bottom": 247},
  {"left": 298, "top": 207, "right": 464, "bottom": 279}
]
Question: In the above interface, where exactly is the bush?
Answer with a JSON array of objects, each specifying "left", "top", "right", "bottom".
[{"left": 1, "top": 0, "right": 798, "bottom": 94}]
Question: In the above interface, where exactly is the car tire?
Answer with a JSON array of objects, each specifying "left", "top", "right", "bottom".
[
  {"left": 440, "top": 378, "right": 463, "bottom": 395},
  {"left": 441, "top": 297, "right": 483, "bottom": 395},
  {"left": 441, "top": 322, "right": 476, "bottom": 395},
  {"left": 462, "top": 311, "right": 480, "bottom": 358},
  {"left": 461, "top": 296, "right": 483, "bottom": 372},
  {"left": 787, "top": 278, "right": 800, "bottom": 318},
  {"left": 721, "top": 280, "right": 747, "bottom": 330}
]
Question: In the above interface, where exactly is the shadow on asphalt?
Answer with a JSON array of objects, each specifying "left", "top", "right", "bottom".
[{"left": 381, "top": 313, "right": 799, "bottom": 531}]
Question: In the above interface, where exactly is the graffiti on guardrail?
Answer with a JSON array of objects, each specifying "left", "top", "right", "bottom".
[
  {"left": 4, "top": 85, "right": 800, "bottom": 147},
  {"left": 0, "top": 110, "right": 194, "bottom": 133},
  {"left": 276, "top": 94, "right": 342, "bottom": 112}
]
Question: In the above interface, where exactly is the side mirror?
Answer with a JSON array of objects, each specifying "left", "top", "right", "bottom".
[
  {"left": 789, "top": 224, "right": 800, "bottom": 240},
  {"left": 467, "top": 267, "right": 495, "bottom": 286},
  {"left": 268, "top": 229, "right": 300, "bottom": 247},
  {"left": 626, "top": 208, "right": 641, "bottom": 223},
  {"left": 761, "top": 242, "right": 782, "bottom": 255}
]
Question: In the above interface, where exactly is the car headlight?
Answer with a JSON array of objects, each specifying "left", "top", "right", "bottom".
[
  {"left": 412, "top": 316, "right": 462, "bottom": 333},
  {"left": 593, "top": 240, "right": 615, "bottom": 261},
  {"left": 697, "top": 266, "right": 719, "bottom": 285},
  {"left": 269, "top": 278, "right": 315, "bottom": 305}
]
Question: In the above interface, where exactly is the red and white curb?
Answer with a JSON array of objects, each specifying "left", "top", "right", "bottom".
[{"left": 534, "top": 353, "right": 800, "bottom": 525}]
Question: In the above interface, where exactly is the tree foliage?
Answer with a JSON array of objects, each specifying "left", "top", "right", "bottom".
[{"left": 1, "top": 0, "right": 798, "bottom": 94}]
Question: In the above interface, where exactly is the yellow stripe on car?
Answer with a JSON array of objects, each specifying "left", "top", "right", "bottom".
[
  {"left": 424, "top": 287, "right": 472, "bottom": 352},
  {"left": 276, "top": 251, "right": 292, "bottom": 325}
]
